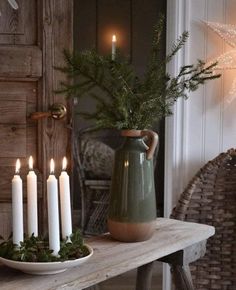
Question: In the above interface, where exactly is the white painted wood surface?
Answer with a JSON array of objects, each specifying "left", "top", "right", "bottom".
[
  {"left": 165, "top": 3, "right": 236, "bottom": 288},
  {"left": 0, "top": 218, "right": 215, "bottom": 290},
  {"left": 166, "top": 0, "right": 236, "bottom": 212}
]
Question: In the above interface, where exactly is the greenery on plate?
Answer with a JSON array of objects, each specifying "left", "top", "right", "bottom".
[
  {"left": 57, "top": 15, "right": 221, "bottom": 130},
  {"left": 0, "top": 230, "right": 90, "bottom": 262}
]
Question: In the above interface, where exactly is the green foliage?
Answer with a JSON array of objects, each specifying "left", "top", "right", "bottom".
[
  {"left": 0, "top": 230, "right": 89, "bottom": 262},
  {"left": 59, "top": 230, "right": 89, "bottom": 260},
  {"left": 57, "top": 15, "right": 221, "bottom": 130}
]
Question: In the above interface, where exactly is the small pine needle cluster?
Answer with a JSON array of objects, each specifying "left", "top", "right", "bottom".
[
  {"left": 0, "top": 230, "right": 89, "bottom": 262},
  {"left": 57, "top": 15, "right": 221, "bottom": 130}
]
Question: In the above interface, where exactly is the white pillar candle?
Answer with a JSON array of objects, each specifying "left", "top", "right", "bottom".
[
  {"left": 59, "top": 157, "right": 72, "bottom": 241},
  {"left": 112, "top": 34, "right": 116, "bottom": 60},
  {"left": 47, "top": 159, "right": 60, "bottom": 256},
  {"left": 27, "top": 156, "right": 38, "bottom": 237},
  {"left": 12, "top": 159, "right": 24, "bottom": 246}
]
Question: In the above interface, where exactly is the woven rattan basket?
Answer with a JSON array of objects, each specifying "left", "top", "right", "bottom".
[{"left": 171, "top": 149, "right": 236, "bottom": 290}]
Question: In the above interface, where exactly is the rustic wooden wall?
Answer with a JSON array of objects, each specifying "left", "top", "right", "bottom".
[{"left": 73, "top": 0, "right": 166, "bottom": 215}]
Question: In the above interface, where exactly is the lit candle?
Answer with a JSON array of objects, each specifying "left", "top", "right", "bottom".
[
  {"left": 112, "top": 34, "right": 116, "bottom": 60},
  {"left": 12, "top": 159, "right": 24, "bottom": 246},
  {"left": 59, "top": 157, "right": 72, "bottom": 241},
  {"left": 27, "top": 156, "right": 38, "bottom": 237},
  {"left": 47, "top": 159, "right": 60, "bottom": 255}
]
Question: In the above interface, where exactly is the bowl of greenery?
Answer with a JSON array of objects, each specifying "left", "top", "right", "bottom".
[{"left": 0, "top": 230, "right": 93, "bottom": 275}]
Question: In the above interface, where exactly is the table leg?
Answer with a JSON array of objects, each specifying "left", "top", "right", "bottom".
[
  {"left": 170, "top": 264, "right": 194, "bottom": 290},
  {"left": 159, "top": 240, "right": 206, "bottom": 290},
  {"left": 136, "top": 261, "right": 154, "bottom": 290}
]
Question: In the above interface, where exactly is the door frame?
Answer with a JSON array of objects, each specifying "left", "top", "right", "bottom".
[{"left": 164, "top": 0, "right": 190, "bottom": 289}]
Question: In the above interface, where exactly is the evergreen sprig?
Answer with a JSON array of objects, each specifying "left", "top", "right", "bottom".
[
  {"left": 57, "top": 15, "right": 221, "bottom": 130},
  {"left": 0, "top": 230, "right": 90, "bottom": 262}
]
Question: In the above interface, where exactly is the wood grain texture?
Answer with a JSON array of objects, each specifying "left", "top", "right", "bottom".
[
  {"left": 160, "top": 240, "right": 207, "bottom": 265},
  {"left": 0, "top": 81, "right": 37, "bottom": 202},
  {"left": 0, "top": 203, "right": 27, "bottom": 239},
  {"left": 0, "top": 100, "right": 26, "bottom": 124},
  {"left": 0, "top": 218, "right": 215, "bottom": 290},
  {"left": 0, "top": 0, "right": 37, "bottom": 45},
  {"left": 99, "top": 263, "right": 162, "bottom": 290},
  {"left": 0, "top": 124, "right": 26, "bottom": 157},
  {"left": 171, "top": 265, "right": 194, "bottom": 290},
  {"left": 136, "top": 262, "right": 154, "bottom": 290},
  {"left": 0, "top": 46, "right": 42, "bottom": 78},
  {"left": 38, "top": 0, "right": 73, "bottom": 232},
  {"left": 0, "top": 0, "right": 73, "bottom": 238}
]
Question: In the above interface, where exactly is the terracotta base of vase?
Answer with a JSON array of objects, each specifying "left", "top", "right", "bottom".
[{"left": 107, "top": 219, "right": 156, "bottom": 242}]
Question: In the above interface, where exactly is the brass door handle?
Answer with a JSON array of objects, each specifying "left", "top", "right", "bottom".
[{"left": 30, "top": 103, "right": 67, "bottom": 120}]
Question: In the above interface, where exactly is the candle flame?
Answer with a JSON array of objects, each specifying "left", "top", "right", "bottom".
[
  {"left": 112, "top": 34, "right": 116, "bottom": 42},
  {"left": 29, "top": 156, "right": 33, "bottom": 170},
  {"left": 124, "top": 160, "right": 129, "bottom": 167},
  {"left": 62, "top": 157, "right": 67, "bottom": 171},
  {"left": 15, "top": 159, "right": 21, "bottom": 174},
  {"left": 50, "top": 158, "right": 55, "bottom": 174}
]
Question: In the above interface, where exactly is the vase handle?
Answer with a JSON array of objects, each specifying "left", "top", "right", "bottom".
[{"left": 141, "top": 130, "right": 159, "bottom": 160}]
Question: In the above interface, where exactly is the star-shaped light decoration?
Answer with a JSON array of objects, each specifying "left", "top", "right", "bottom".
[
  {"left": 205, "top": 21, "right": 236, "bottom": 99},
  {"left": 205, "top": 21, "right": 236, "bottom": 69}
]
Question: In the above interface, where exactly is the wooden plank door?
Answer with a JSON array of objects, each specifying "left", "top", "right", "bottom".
[{"left": 0, "top": 0, "right": 73, "bottom": 238}]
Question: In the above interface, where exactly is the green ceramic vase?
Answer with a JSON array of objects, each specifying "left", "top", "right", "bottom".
[{"left": 107, "top": 129, "right": 158, "bottom": 242}]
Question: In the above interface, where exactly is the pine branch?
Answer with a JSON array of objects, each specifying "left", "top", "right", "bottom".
[
  {"left": 63, "top": 50, "right": 115, "bottom": 98},
  {"left": 56, "top": 15, "right": 221, "bottom": 130},
  {"left": 166, "top": 31, "right": 189, "bottom": 63}
]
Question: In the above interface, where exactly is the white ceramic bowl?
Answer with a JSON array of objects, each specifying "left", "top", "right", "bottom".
[{"left": 0, "top": 244, "right": 93, "bottom": 275}]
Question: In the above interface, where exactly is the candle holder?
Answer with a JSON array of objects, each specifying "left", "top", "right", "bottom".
[
  {"left": 0, "top": 230, "right": 93, "bottom": 275},
  {"left": 0, "top": 245, "right": 93, "bottom": 275}
]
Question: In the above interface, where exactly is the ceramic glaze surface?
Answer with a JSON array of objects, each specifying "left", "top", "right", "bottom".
[{"left": 109, "top": 136, "right": 156, "bottom": 223}]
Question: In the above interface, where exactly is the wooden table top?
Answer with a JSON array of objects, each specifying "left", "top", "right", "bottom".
[{"left": 0, "top": 218, "right": 215, "bottom": 290}]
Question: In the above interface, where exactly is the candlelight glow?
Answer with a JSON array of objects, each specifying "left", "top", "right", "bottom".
[
  {"left": 62, "top": 157, "right": 67, "bottom": 171},
  {"left": 29, "top": 156, "right": 33, "bottom": 170},
  {"left": 124, "top": 160, "right": 129, "bottom": 167},
  {"left": 15, "top": 159, "right": 21, "bottom": 174},
  {"left": 112, "top": 34, "right": 116, "bottom": 42},
  {"left": 50, "top": 159, "right": 55, "bottom": 174}
]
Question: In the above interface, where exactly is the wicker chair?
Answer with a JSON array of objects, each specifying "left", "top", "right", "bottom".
[
  {"left": 171, "top": 148, "right": 236, "bottom": 290},
  {"left": 73, "top": 128, "right": 116, "bottom": 235}
]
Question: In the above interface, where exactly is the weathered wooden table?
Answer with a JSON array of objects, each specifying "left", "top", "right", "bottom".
[{"left": 0, "top": 218, "right": 215, "bottom": 290}]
